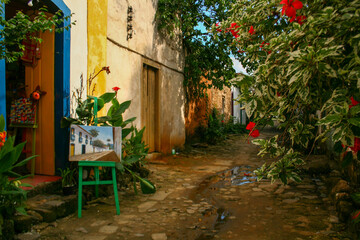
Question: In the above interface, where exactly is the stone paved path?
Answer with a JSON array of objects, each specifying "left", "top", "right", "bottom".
[{"left": 18, "top": 131, "right": 350, "bottom": 240}]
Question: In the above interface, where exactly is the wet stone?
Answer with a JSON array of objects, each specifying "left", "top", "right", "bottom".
[
  {"left": 98, "top": 225, "right": 118, "bottom": 234},
  {"left": 75, "top": 227, "right": 88, "bottom": 233},
  {"left": 282, "top": 198, "right": 300, "bottom": 204},
  {"left": 151, "top": 233, "right": 167, "bottom": 240}
]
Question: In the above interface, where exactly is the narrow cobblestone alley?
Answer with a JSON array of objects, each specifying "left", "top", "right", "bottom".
[{"left": 18, "top": 131, "right": 350, "bottom": 240}]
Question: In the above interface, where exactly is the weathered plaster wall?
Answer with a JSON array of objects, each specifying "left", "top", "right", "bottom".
[
  {"left": 64, "top": 0, "right": 88, "bottom": 117},
  {"left": 210, "top": 85, "right": 232, "bottom": 121},
  {"left": 87, "top": 0, "right": 108, "bottom": 97},
  {"left": 106, "top": 0, "right": 185, "bottom": 153}
]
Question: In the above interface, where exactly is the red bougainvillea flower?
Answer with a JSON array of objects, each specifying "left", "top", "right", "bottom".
[
  {"left": 112, "top": 87, "right": 120, "bottom": 93},
  {"left": 249, "top": 26, "right": 255, "bottom": 35},
  {"left": 250, "top": 129, "right": 260, "bottom": 138},
  {"left": 246, "top": 122, "right": 256, "bottom": 130},
  {"left": 350, "top": 96, "right": 359, "bottom": 109},
  {"left": 280, "top": 0, "right": 303, "bottom": 19},
  {"left": 102, "top": 66, "right": 111, "bottom": 74}
]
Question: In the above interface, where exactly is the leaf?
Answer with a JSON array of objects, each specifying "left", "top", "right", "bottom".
[
  {"left": 0, "top": 115, "right": 5, "bottom": 132},
  {"left": 342, "top": 151, "right": 353, "bottom": 168},
  {"left": 99, "top": 92, "right": 116, "bottom": 104},
  {"left": 139, "top": 178, "right": 156, "bottom": 194},
  {"left": 245, "top": 99, "right": 257, "bottom": 118},
  {"left": 349, "top": 118, "right": 360, "bottom": 127},
  {"left": 122, "top": 117, "right": 136, "bottom": 127},
  {"left": 122, "top": 128, "right": 133, "bottom": 139},
  {"left": 113, "top": 100, "right": 131, "bottom": 117},
  {"left": 351, "top": 193, "right": 360, "bottom": 204}
]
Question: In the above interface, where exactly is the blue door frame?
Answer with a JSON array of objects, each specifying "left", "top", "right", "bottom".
[{"left": 0, "top": 0, "right": 71, "bottom": 172}]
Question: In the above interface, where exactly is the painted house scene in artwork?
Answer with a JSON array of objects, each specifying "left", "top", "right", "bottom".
[{"left": 69, "top": 125, "right": 121, "bottom": 162}]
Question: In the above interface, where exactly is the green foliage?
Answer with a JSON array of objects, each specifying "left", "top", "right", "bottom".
[
  {"left": 156, "top": 0, "right": 237, "bottom": 99},
  {"left": 0, "top": 1, "right": 73, "bottom": 63},
  {"left": 62, "top": 90, "right": 155, "bottom": 195},
  {"left": 225, "top": 0, "right": 360, "bottom": 183},
  {"left": 0, "top": 116, "right": 35, "bottom": 237},
  {"left": 196, "top": 108, "right": 246, "bottom": 144},
  {"left": 57, "top": 167, "right": 76, "bottom": 187}
]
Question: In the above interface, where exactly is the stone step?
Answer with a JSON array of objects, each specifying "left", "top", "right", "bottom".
[{"left": 14, "top": 194, "right": 77, "bottom": 234}]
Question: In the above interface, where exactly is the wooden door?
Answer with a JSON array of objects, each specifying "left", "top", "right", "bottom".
[
  {"left": 142, "top": 65, "right": 159, "bottom": 152},
  {"left": 25, "top": 30, "right": 55, "bottom": 175}
]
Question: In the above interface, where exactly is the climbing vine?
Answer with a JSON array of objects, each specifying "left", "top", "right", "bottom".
[{"left": 156, "top": 0, "right": 238, "bottom": 99}]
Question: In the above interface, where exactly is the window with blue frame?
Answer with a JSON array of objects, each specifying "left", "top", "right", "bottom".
[
  {"left": 90, "top": 137, "right": 93, "bottom": 145},
  {"left": 85, "top": 135, "right": 88, "bottom": 144},
  {"left": 79, "top": 132, "right": 83, "bottom": 143},
  {"left": 71, "top": 128, "right": 75, "bottom": 141}
]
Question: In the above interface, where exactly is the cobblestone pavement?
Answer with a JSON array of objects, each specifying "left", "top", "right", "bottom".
[{"left": 18, "top": 132, "right": 350, "bottom": 240}]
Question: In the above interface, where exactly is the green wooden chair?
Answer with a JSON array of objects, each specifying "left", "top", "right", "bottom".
[
  {"left": 76, "top": 97, "right": 120, "bottom": 218},
  {"left": 77, "top": 161, "right": 120, "bottom": 218}
]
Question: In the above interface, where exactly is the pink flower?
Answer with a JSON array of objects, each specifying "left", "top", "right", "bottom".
[
  {"left": 280, "top": 0, "right": 303, "bottom": 19},
  {"left": 249, "top": 26, "right": 255, "bottom": 35},
  {"left": 112, "top": 87, "right": 120, "bottom": 93}
]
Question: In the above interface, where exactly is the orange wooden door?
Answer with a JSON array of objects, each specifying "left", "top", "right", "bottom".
[
  {"left": 25, "top": 30, "right": 55, "bottom": 175},
  {"left": 142, "top": 65, "right": 159, "bottom": 152}
]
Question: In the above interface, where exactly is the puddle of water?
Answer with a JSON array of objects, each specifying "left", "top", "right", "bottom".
[{"left": 218, "top": 166, "right": 257, "bottom": 186}]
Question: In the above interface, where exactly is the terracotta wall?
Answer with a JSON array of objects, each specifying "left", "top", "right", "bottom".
[{"left": 185, "top": 77, "right": 233, "bottom": 138}]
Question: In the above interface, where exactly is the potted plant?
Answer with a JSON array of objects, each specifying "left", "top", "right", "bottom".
[{"left": 58, "top": 167, "right": 77, "bottom": 195}]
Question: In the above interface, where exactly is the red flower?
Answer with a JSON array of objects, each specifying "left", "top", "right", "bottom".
[
  {"left": 280, "top": 0, "right": 303, "bottom": 19},
  {"left": 102, "top": 66, "right": 111, "bottom": 74},
  {"left": 0, "top": 131, "right": 6, "bottom": 148},
  {"left": 276, "top": 92, "right": 281, "bottom": 97},
  {"left": 238, "top": 50, "right": 245, "bottom": 54},
  {"left": 250, "top": 129, "right": 260, "bottom": 138},
  {"left": 350, "top": 96, "right": 359, "bottom": 109},
  {"left": 228, "top": 22, "right": 240, "bottom": 38},
  {"left": 215, "top": 23, "right": 222, "bottom": 32},
  {"left": 350, "top": 137, "right": 360, "bottom": 153},
  {"left": 249, "top": 26, "right": 255, "bottom": 35},
  {"left": 244, "top": 173, "right": 250, "bottom": 176},
  {"left": 112, "top": 87, "right": 120, "bottom": 93},
  {"left": 295, "top": 15, "right": 306, "bottom": 25},
  {"left": 352, "top": 210, "right": 360, "bottom": 220},
  {"left": 246, "top": 122, "right": 256, "bottom": 130}
]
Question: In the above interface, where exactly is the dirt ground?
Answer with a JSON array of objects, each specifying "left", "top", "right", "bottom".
[{"left": 18, "top": 130, "right": 351, "bottom": 240}]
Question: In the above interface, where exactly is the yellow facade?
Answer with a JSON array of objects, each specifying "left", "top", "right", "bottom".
[{"left": 87, "top": 0, "right": 108, "bottom": 97}]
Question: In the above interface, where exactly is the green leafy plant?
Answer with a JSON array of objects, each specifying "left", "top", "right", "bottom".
[
  {"left": 219, "top": 0, "right": 360, "bottom": 183},
  {"left": 62, "top": 72, "right": 156, "bottom": 194},
  {"left": 0, "top": 115, "right": 36, "bottom": 237},
  {"left": 0, "top": 0, "right": 74, "bottom": 63},
  {"left": 58, "top": 167, "right": 76, "bottom": 188},
  {"left": 156, "top": 0, "right": 237, "bottom": 100}
]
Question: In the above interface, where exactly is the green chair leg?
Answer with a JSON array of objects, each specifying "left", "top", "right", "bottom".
[
  {"left": 78, "top": 166, "right": 83, "bottom": 218},
  {"left": 95, "top": 167, "right": 100, "bottom": 198},
  {"left": 112, "top": 167, "right": 120, "bottom": 215}
]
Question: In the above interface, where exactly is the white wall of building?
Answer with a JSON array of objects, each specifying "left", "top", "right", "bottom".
[{"left": 64, "top": 0, "right": 88, "bottom": 117}]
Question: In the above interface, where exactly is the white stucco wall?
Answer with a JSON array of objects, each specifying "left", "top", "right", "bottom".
[
  {"left": 106, "top": 0, "right": 185, "bottom": 153},
  {"left": 231, "top": 86, "right": 247, "bottom": 125},
  {"left": 64, "top": 0, "right": 88, "bottom": 117}
]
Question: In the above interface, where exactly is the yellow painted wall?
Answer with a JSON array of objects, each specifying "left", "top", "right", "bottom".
[{"left": 87, "top": 0, "right": 107, "bottom": 97}]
